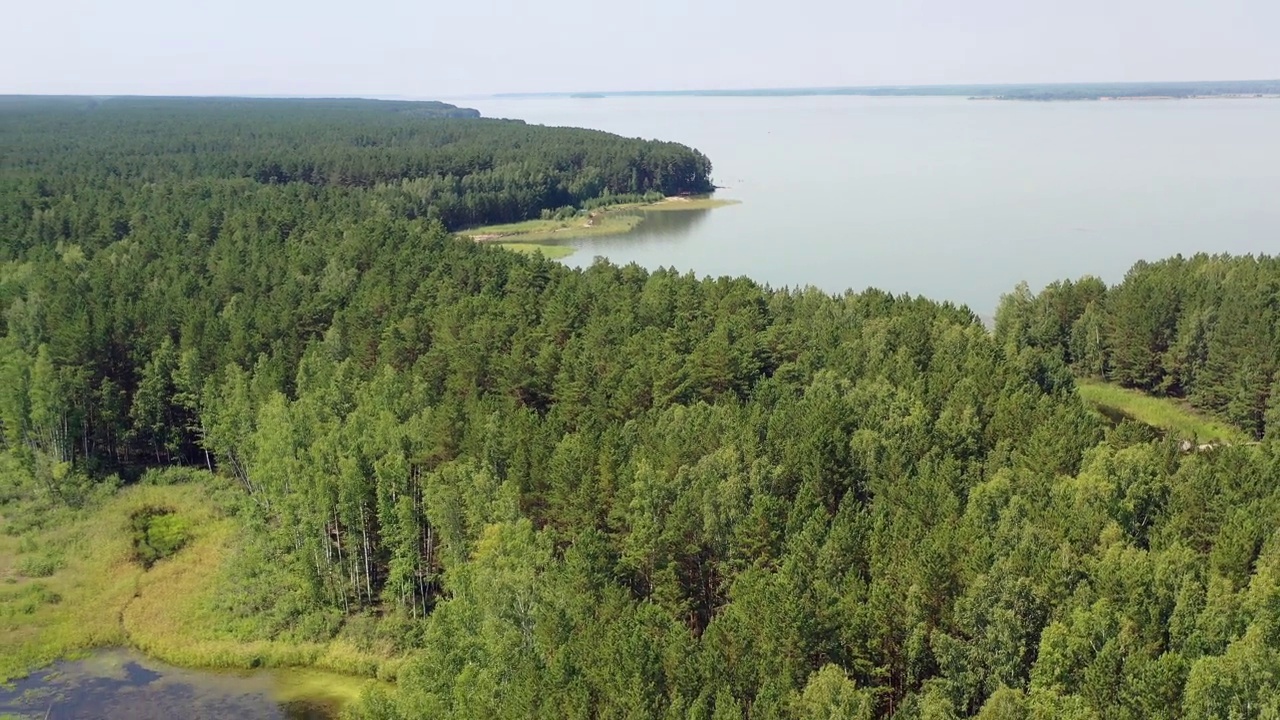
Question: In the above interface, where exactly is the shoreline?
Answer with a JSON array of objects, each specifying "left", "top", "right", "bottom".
[
  {"left": 971, "top": 93, "right": 1280, "bottom": 102},
  {"left": 461, "top": 195, "right": 740, "bottom": 250},
  {"left": 492, "top": 81, "right": 1280, "bottom": 103},
  {"left": 1, "top": 646, "right": 382, "bottom": 717}
]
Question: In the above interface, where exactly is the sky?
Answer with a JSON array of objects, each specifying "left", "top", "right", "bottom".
[{"left": 4, "top": 0, "right": 1278, "bottom": 97}]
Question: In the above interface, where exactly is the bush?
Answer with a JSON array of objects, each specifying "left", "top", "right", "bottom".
[
  {"left": 337, "top": 611, "right": 424, "bottom": 655},
  {"left": 141, "top": 467, "right": 204, "bottom": 486},
  {"left": 130, "top": 507, "right": 191, "bottom": 568},
  {"left": 16, "top": 553, "right": 62, "bottom": 578},
  {"left": 1109, "top": 418, "right": 1162, "bottom": 446}
]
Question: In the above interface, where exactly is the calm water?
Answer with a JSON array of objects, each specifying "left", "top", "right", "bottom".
[
  {"left": 0, "top": 649, "right": 360, "bottom": 719},
  {"left": 468, "top": 95, "right": 1280, "bottom": 313}
]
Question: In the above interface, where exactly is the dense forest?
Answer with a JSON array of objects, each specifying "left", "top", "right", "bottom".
[
  {"left": 994, "top": 254, "right": 1280, "bottom": 439},
  {"left": 3, "top": 98, "right": 1280, "bottom": 720},
  {"left": 0, "top": 96, "right": 713, "bottom": 250}
]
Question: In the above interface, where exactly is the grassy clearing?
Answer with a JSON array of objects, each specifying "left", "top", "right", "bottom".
[
  {"left": 0, "top": 483, "right": 162, "bottom": 683},
  {"left": 497, "top": 242, "right": 577, "bottom": 260},
  {"left": 0, "top": 471, "right": 402, "bottom": 687},
  {"left": 461, "top": 195, "right": 738, "bottom": 243},
  {"left": 1076, "top": 379, "right": 1249, "bottom": 444},
  {"left": 466, "top": 213, "right": 643, "bottom": 243}
]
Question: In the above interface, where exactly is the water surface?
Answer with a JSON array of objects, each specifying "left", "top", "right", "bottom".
[
  {"left": 0, "top": 649, "right": 362, "bottom": 719},
  {"left": 469, "top": 95, "right": 1280, "bottom": 313}
]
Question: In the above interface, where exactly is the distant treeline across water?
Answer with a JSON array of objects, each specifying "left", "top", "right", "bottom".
[{"left": 503, "top": 78, "right": 1280, "bottom": 101}]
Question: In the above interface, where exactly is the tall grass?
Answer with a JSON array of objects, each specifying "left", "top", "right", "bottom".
[
  {"left": 1076, "top": 379, "right": 1249, "bottom": 444},
  {"left": 0, "top": 471, "right": 402, "bottom": 685}
]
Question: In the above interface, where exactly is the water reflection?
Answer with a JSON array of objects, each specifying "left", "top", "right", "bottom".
[
  {"left": 0, "top": 649, "right": 351, "bottom": 719},
  {"left": 621, "top": 208, "right": 716, "bottom": 241},
  {"left": 541, "top": 208, "right": 716, "bottom": 264}
]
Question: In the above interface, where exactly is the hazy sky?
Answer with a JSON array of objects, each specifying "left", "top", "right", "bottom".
[{"left": 5, "top": 0, "right": 1278, "bottom": 97}]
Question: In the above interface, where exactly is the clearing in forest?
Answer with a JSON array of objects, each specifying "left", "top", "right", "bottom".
[{"left": 1076, "top": 379, "right": 1250, "bottom": 444}]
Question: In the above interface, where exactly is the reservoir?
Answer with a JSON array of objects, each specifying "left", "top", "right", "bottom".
[{"left": 468, "top": 95, "right": 1280, "bottom": 314}]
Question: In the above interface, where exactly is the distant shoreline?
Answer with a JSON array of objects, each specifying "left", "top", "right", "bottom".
[
  {"left": 970, "top": 93, "right": 1280, "bottom": 102},
  {"left": 494, "top": 80, "right": 1280, "bottom": 103}
]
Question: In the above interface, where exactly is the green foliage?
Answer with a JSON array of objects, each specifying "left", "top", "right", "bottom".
[
  {"left": 1182, "top": 627, "right": 1280, "bottom": 720},
  {"left": 0, "top": 583, "right": 62, "bottom": 617},
  {"left": 1077, "top": 380, "right": 1248, "bottom": 444},
  {"left": 140, "top": 467, "right": 206, "bottom": 486},
  {"left": 496, "top": 242, "right": 576, "bottom": 260},
  {"left": 4, "top": 96, "right": 1280, "bottom": 719},
  {"left": 999, "top": 255, "right": 1280, "bottom": 439},
  {"left": 0, "top": 96, "right": 712, "bottom": 247},
  {"left": 795, "top": 664, "right": 875, "bottom": 720},
  {"left": 129, "top": 507, "right": 190, "bottom": 568},
  {"left": 15, "top": 552, "right": 62, "bottom": 578}
]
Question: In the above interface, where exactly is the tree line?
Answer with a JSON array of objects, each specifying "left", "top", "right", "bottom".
[
  {"left": 0, "top": 95, "right": 713, "bottom": 260},
  {"left": 994, "top": 254, "right": 1280, "bottom": 439},
  {"left": 2, "top": 98, "right": 1280, "bottom": 719}
]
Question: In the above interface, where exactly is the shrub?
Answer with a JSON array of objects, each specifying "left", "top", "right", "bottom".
[
  {"left": 141, "top": 467, "right": 203, "bottom": 486},
  {"left": 130, "top": 507, "right": 191, "bottom": 568},
  {"left": 16, "top": 553, "right": 61, "bottom": 578}
]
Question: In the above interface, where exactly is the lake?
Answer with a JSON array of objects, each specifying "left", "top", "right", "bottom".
[
  {"left": 467, "top": 95, "right": 1280, "bottom": 314},
  {"left": 0, "top": 649, "right": 367, "bottom": 719}
]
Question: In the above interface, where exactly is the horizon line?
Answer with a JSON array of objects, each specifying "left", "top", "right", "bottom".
[
  {"left": 490, "top": 78, "right": 1280, "bottom": 98},
  {"left": 3, "top": 77, "right": 1279, "bottom": 103}
]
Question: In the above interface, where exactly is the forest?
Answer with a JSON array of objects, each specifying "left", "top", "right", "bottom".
[
  {"left": 2, "top": 97, "right": 1280, "bottom": 720},
  {"left": 994, "top": 254, "right": 1280, "bottom": 439},
  {"left": 0, "top": 95, "right": 713, "bottom": 249}
]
